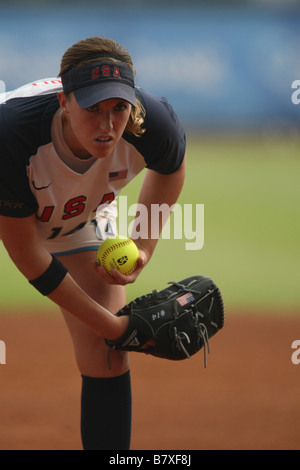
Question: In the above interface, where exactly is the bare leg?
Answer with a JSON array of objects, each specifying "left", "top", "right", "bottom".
[{"left": 57, "top": 250, "right": 131, "bottom": 449}]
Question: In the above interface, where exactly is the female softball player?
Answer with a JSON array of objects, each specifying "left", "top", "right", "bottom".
[{"left": 0, "top": 36, "right": 186, "bottom": 450}]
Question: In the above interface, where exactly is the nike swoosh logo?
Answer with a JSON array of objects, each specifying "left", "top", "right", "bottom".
[{"left": 32, "top": 181, "right": 52, "bottom": 190}]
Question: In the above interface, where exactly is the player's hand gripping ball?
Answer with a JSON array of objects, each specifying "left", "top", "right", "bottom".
[{"left": 97, "top": 236, "right": 139, "bottom": 275}]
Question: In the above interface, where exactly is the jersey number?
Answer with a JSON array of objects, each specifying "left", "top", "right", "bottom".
[{"left": 38, "top": 193, "right": 115, "bottom": 240}]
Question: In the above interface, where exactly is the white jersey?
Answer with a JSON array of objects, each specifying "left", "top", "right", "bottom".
[{"left": 0, "top": 78, "right": 186, "bottom": 254}]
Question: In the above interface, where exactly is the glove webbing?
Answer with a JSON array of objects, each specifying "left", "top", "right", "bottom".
[
  {"left": 173, "top": 321, "right": 210, "bottom": 368},
  {"left": 106, "top": 319, "right": 210, "bottom": 370},
  {"left": 169, "top": 280, "right": 219, "bottom": 368}
]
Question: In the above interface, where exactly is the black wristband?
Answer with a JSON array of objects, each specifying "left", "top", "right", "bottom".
[{"left": 29, "top": 256, "right": 68, "bottom": 296}]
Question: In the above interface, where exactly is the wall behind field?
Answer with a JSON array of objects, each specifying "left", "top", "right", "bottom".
[{"left": 0, "top": 2, "right": 300, "bottom": 132}]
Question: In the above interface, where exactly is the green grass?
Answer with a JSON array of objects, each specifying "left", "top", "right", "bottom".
[
  {"left": 126, "top": 135, "right": 300, "bottom": 311},
  {"left": 0, "top": 245, "right": 56, "bottom": 312},
  {"left": 0, "top": 135, "right": 299, "bottom": 313}
]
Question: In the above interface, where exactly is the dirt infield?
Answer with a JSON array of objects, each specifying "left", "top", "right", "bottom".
[{"left": 0, "top": 310, "right": 299, "bottom": 450}]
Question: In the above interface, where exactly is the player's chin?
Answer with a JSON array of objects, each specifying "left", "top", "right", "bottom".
[
  {"left": 90, "top": 139, "right": 116, "bottom": 159},
  {"left": 91, "top": 148, "right": 114, "bottom": 159}
]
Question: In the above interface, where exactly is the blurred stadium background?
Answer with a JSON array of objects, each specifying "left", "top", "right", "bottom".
[{"left": 0, "top": 0, "right": 299, "bottom": 312}]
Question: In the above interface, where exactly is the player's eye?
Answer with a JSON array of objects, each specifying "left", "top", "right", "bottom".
[
  {"left": 86, "top": 104, "right": 98, "bottom": 112},
  {"left": 114, "top": 102, "right": 129, "bottom": 112}
]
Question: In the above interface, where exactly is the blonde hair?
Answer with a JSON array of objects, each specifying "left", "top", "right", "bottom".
[{"left": 59, "top": 37, "right": 145, "bottom": 136}]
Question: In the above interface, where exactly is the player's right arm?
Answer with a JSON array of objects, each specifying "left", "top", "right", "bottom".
[{"left": 0, "top": 214, "right": 128, "bottom": 340}]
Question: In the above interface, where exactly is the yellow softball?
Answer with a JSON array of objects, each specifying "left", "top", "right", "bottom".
[{"left": 97, "top": 236, "right": 139, "bottom": 275}]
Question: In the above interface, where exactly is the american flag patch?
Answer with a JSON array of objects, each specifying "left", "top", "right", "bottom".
[
  {"left": 109, "top": 169, "right": 128, "bottom": 181},
  {"left": 176, "top": 292, "right": 195, "bottom": 307}
]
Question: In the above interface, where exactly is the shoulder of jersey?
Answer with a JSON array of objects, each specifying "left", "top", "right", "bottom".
[
  {"left": 0, "top": 78, "right": 62, "bottom": 104},
  {"left": 0, "top": 79, "right": 62, "bottom": 152},
  {"left": 135, "top": 87, "right": 183, "bottom": 132}
]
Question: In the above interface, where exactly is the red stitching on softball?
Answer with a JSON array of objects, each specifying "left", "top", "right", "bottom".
[{"left": 101, "top": 239, "right": 132, "bottom": 268}]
